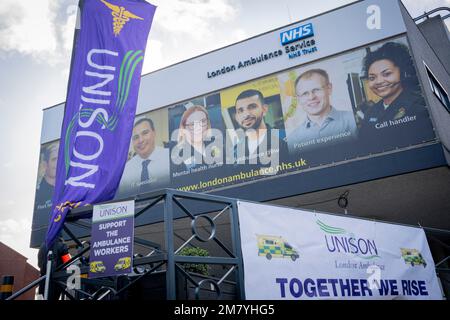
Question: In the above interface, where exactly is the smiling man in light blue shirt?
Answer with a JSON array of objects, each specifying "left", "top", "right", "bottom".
[{"left": 287, "top": 69, "right": 357, "bottom": 152}]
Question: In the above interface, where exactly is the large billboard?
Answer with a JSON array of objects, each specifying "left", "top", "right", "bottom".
[
  {"left": 121, "top": 36, "right": 435, "bottom": 195},
  {"left": 31, "top": 34, "right": 436, "bottom": 247}
]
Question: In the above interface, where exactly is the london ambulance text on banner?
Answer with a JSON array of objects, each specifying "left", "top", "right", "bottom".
[
  {"left": 237, "top": 201, "right": 443, "bottom": 300},
  {"left": 89, "top": 200, "right": 134, "bottom": 278},
  {"left": 46, "top": 0, "right": 156, "bottom": 247}
]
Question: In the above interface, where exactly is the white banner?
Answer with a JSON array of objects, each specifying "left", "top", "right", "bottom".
[{"left": 237, "top": 201, "right": 443, "bottom": 300}]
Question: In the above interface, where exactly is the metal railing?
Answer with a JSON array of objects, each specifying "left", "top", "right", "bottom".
[
  {"left": 413, "top": 7, "right": 450, "bottom": 23},
  {"left": 6, "top": 189, "right": 449, "bottom": 300},
  {"left": 7, "top": 189, "right": 245, "bottom": 300}
]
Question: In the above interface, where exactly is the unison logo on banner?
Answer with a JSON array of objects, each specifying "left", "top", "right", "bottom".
[
  {"left": 237, "top": 201, "right": 443, "bottom": 300},
  {"left": 63, "top": 48, "right": 145, "bottom": 189},
  {"left": 317, "top": 220, "right": 380, "bottom": 260},
  {"left": 46, "top": 0, "right": 156, "bottom": 248}
]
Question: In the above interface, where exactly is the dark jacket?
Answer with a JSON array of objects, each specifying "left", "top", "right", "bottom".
[
  {"left": 32, "top": 178, "right": 54, "bottom": 227},
  {"left": 171, "top": 136, "right": 224, "bottom": 174},
  {"left": 38, "top": 239, "right": 70, "bottom": 296},
  {"left": 232, "top": 125, "right": 288, "bottom": 165},
  {"left": 359, "top": 89, "right": 435, "bottom": 152}
]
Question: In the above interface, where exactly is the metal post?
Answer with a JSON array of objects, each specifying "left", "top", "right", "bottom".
[
  {"left": 230, "top": 200, "right": 246, "bottom": 300},
  {"left": 0, "top": 275, "right": 14, "bottom": 300},
  {"left": 43, "top": 250, "right": 53, "bottom": 300},
  {"left": 164, "top": 191, "right": 176, "bottom": 300}
]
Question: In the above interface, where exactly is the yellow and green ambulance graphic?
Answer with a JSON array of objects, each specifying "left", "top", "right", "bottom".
[
  {"left": 114, "top": 257, "right": 131, "bottom": 271},
  {"left": 257, "top": 235, "right": 299, "bottom": 261},
  {"left": 400, "top": 248, "right": 427, "bottom": 268},
  {"left": 90, "top": 261, "right": 106, "bottom": 273}
]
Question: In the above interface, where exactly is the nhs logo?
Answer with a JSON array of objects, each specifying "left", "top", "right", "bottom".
[{"left": 280, "top": 23, "right": 314, "bottom": 45}]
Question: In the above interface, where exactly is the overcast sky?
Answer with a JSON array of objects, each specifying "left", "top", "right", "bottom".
[{"left": 0, "top": 0, "right": 449, "bottom": 269}]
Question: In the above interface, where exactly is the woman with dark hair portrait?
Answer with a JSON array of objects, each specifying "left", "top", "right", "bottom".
[{"left": 359, "top": 41, "right": 434, "bottom": 149}]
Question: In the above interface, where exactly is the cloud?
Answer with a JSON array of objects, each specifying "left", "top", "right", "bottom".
[
  {"left": 0, "top": 218, "right": 24, "bottom": 233},
  {"left": 152, "top": 0, "right": 238, "bottom": 40},
  {"left": 0, "top": 0, "right": 447, "bottom": 71},
  {"left": 61, "top": 5, "right": 78, "bottom": 52},
  {"left": 0, "top": 0, "right": 245, "bottom": 73},
  {"left": 142, "top": 39, "right": 164, "bottom": 74},
  {"left": 142, "top": 0, "right": 246, "bottom": 73},
  {"left": 0, "top": 1, "right": 56, "bottom": 58},
  {"left": 0, "top": 218, "right": 37, "bottom": 268},
  {"left": 3, "top": 162, "right": 13, "bottom": 168},
  {"left": 0, "top": 0, "right": 77, "bottom": 66}
]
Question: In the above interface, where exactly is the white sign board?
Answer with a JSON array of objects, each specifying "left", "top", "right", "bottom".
[
  {"left": 89, "top": 200, "right": 135, "bottom": 278},
  {"left": 237, "top": 201, "right": 443, "bottom": 300}
]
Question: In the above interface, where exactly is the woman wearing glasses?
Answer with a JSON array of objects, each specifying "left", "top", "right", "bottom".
[{"left": 175, "top": 105, "right": 220, "bottom": 172}]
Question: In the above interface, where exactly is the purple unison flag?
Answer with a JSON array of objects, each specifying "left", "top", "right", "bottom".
[{"left": 46, "top": 0, "right": 156, "bottom": 247}]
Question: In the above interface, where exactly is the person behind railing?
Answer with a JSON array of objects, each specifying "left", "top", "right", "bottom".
[{"left": 37, "top": 236, "right": 71, "bottom": 300}]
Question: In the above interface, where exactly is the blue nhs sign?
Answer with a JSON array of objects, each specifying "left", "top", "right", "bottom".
[{"left": 280, "top": 23, "right": 314, "bottom": 45}]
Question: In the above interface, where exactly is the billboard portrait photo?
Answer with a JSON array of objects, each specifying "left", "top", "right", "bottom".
[
  {"left": 31, "top": 141, "right": 59, "bottom": 246},
  {"left": 282, "top": 60, "right": 358, "bottom": 155},
  {"left": 116, "top": 108, "right": 171, "bottom": 199},
  {"left": 352, "top": 37, "right": 436, "bottom": 153},
  {"left": 220, "top": 76, "right": 288, "bottom": 168},
  {"left": 279, "top": 35, "right": 435, "bottom": 166},
  {"left": 169, "top": 95, "right": 225, "bottom": 179}
]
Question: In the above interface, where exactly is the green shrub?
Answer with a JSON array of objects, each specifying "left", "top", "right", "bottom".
[{"left": 178, "top": 246, "right": 210, "bottom": 276}]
